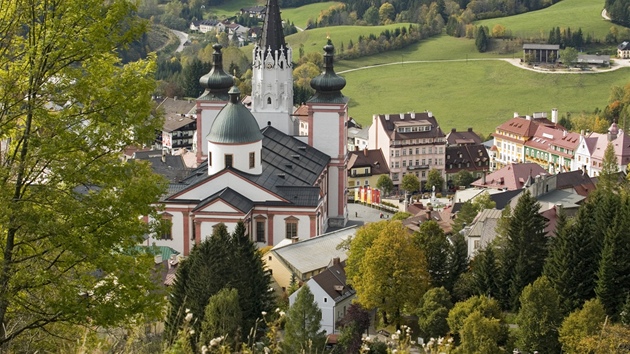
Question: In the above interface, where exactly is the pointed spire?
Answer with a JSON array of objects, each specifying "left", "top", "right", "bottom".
[{"left": 258, "top": 0, "right": 287, "bottom": 59}]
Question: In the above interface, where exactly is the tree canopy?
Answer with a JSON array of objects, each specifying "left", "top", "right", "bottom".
[
  {"left": 0, "top": 0, "right": 167, "bottom": 349},
  {"left": 284, "top": 285, "right": 326, "bottom": 353}
]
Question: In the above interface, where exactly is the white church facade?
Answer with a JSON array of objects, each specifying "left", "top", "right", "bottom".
[{"left": 148, "top": 0, "right": 349, "bottom": 255}]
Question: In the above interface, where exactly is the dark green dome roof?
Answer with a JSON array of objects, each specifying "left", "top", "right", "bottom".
[
  {"left": 309, "top": 44, "right": 346, "bottom": 102},
  {"left": 207, "top": 87, "right": 263, "bottom": 144},
  {"left": 199, "top": 44, "right": 233, "bottom": 96}
]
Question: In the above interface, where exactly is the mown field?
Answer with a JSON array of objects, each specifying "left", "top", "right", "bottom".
[
  {"left": 476, "top": 0, "right": 625, "bottom": 40},
  {"left": 340, "top": 60, "right": 630, "bottom": 135},
  {"left": 281, "top": 2, "right": 342, "bottom": 29},
  {"left": 206, "top": 0, "right": 264, "bottom": 19}
]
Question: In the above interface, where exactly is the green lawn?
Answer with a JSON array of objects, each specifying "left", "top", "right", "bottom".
[
  {"left": 475, "top": 0, "right": 624, "bottom": 40},
  {"left": 281, "top": 2, "right": 343, "bottom": 29},
  {"left": 340, "top": 60, "right": 630, "bottom": 135}
]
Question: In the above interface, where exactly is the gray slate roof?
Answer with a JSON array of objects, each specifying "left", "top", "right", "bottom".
[
  {"left": 165, "top": 126, "right": 330, "bottom": 208},
  {"left": 271, "top": 226, "right": 357, "bottom": 276},
  {"left": 192, "top": 188, "right": 254, "bottom": 213}
]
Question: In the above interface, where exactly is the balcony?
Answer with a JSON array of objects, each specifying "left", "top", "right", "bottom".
[{"left": 407, "top": 164, "right": 430, "bottom": 170}]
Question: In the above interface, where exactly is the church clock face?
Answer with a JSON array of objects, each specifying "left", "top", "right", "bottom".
[{"left": 266, "top": 63, "right": 273, "bottom": 69}]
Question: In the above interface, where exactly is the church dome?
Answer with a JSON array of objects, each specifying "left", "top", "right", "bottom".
[
  {"left": 199, "top": 44, "right": 234, "bottom": 94},
  {"left": 207, "top": 87, "right": 263, "bottom": 144}
]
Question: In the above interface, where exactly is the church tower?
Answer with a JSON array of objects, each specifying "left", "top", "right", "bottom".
[
  {"left": 195, "top": 44, "right": 234, "bottom": 164},
  {"left": 251, "top": 0, "right": 295, "bottom": 135},
  {"left": 306, "top": 43, "right": 348, "bottom": 228}
]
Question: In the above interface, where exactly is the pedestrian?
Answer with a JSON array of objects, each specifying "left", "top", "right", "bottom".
[{"left": 355, "top": 211, "right": 358, "bottom": 217}]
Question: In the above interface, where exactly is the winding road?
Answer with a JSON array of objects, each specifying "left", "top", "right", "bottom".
[{"left": 170, "top": 29, "right": 189, "bottom": 53}]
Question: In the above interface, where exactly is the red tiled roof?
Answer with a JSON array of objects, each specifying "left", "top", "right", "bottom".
[{"left": 471, "top": 163, "right": 547, "bottom": 190}]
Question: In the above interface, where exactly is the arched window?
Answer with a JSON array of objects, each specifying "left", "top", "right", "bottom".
[{"left": 267, "top": 97, "right": 272, "bottom": 105}]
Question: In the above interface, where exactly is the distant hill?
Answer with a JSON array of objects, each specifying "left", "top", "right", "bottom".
[{"left": 119, "top": 24, "right": 178, "bottom": 63}]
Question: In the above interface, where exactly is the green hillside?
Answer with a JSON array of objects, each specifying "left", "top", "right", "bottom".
[
  {"left": 340, "top": 60, "right": 630, "bottom": 135},
  {"left": 475, "top": 0, "right": 624, "bottom": 40},
  {"left": 282, "top": 2, "right": 343, "bottom": 29},
  {"left": 206, "top": 0, "right": 264, "bottom": 19}
]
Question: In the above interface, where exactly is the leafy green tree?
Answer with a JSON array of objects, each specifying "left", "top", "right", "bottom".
[
  {"left": 457, "top": 311, "right": 503, "bottom": 354},
  {"left": 475, "top": 26, "right": 489, "bottom": 52},
  {"left": 284, "top": 285, "right": 326, "bottom": 353},
  {"left": 400, "top": 173, "right": 420, "bottom": 195},
  {"left": 560, "top": 47, "right": 578, "bottom": 67},
  {"left": 376, "top": 174, "right": 394, "bottom": 196},
  {"left": 427, "top": 168, "right": 445, "bottom": 193},
  {"left": 0, "top": 0, "right": 166, "bottom": 349},
  {"left": 447, "top": 295, "right": 507, "bottom": 346},
  {"left": 453, "top": 170, "right": 475, "bottom": 188},
  {"left": 500, "top": 190, "right": 548, "bottom": 310},
  {"left": 516, "top": 276, "right": 562, "bottom": 354},
  {"left": 559, "top": 298, "right": 607, "bottom": 354},
  {"left": 200, "top": 288, "right": 242, "bottom": 349},
  {"left": 378, "top": 2, "right": 395, "bottom": 24},
  {"left": 347, "top": 221, "right": 429, "bottom": 327},
  {"left": 417, "top": 287, "right": 453, "bottom": 339},
  {"left": 363, "top": 6, "right": 379, "bottom": 25},
  {"left": 391, "top": 211, "right": 412, "bottom": 220}
]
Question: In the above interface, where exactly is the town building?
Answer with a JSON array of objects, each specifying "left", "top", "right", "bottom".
[
  {"left": 576, "top": 122, "right": 630, "bottom": 176},
  {"left": 523, "top": 123, "right": 580, "bottom": 174},
  {"left": 347, "top": 148, "right": 389, "bottom": 190},
  {"left": 618, "top": 41, "right": 630, "bottom": 58},
  {"left": 156, "top": 97, "right": 196, "bottom": 152},
  {"left": 149, "top": 0, "right": 349, "bottom": 256},
  {"left": 368, "top": 112, "right": 446, "bottom": 191},
  {"left": 523, "top": 43, "right": 559, "bottom": 63},
  {"left": 470, "top": 162, "right": 546, "bottom": 190},
  {"left": 444, "top": 128, "right": 489, "bottom": 190}
]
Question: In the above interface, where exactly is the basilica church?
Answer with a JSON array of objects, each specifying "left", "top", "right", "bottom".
[{"left": 151, "top": 0, "right": 349, "bottom": 255}]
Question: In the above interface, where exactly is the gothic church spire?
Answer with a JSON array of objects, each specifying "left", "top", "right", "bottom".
[{"left": 258, "top": 0, "right": 288, "bottom": 59}]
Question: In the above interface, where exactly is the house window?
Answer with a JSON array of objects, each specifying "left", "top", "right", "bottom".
[
  {"left": 225, "top": 154, "right": 233, "bottom": 167},
  {"left": 285, "top": 217, "right": 298, "bottom": 239},
  {"left": 474, "top": 240, "right": 481, "bottom": 249},
  {"left": 323, "top": 297, "right": 328, "bottom": 303},
  {"left": 249, "top": 152, "right": 255, "bottom": 168},
  {"left": 356, "top": 181, "right": 360, "bottom": 186},
  {"left": 392, "top": 173, "right": 399, "bottom": 181},
  {"left": 256, "top": 221, "right": 265, "bottom": 242}
]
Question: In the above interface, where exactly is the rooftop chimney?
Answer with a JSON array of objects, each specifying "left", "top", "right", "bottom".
[
  {"left": 451, "top": 128, "right": 456, "bottom": 133},
  {"left": 363, "top": 147, "right": 368, "bottom": 156},
  {"left": 411, "top": 112, "right": 416, "bottom": 119},
  {"left": 552, "top": 108, "right": 558, "bottom": 124},
  {"left": 514, "top": 112, "right": 519, "bottom": 118},
  {"left": 427, "top": 111, "right": 433, "bottom": 117},
  {"left": 332, "top": 257, "right": 340, "bottom": 265},
  {"left": 468, "top": 127, "right": 473, "bottom": 132},
  {"left": 385, "top": 114, "right": 390, "bottom": 120}
]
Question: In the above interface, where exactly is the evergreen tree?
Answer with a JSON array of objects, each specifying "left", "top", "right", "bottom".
[
  {"left": 448, "top": 233, "right": 470, "bottom": 293},
  {"left": 475, "top": 26, "right": 489, "bottom": 53},
  {"left": 451, "top": 200, "right": 476, "bottom": 235},
  {"left": 501, "top": 190, "right": 548, "bottom": 310},
  {"left": 471, "top": 246, "right": 500, "bottom": 298},
  {"left": 284, "top": 285, "right": 326, "bottom": 353},
  {"left": 180, "top": 58, "right": 208, "bottom": 98},
  {"left": 545, "top": 204, "right": 599, "bottom": 313},
  {"left": 599, "top": 142, "right": 620, "bottom": 191},
  {"left": 596, "top": 195, "right": 630, "bottom": 319},
  {"left": 516, "top": 276, "right": 562, "bottom": 354},
  {"left": 414, "top": 221, "right": 451, "bottom": 289}
]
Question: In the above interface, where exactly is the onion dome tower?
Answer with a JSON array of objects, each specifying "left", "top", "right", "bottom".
[
  {"left": 207, "top": 86, "right": 263, "bottom": 176},
  {"left": 195, "top": 44, "right": 234, "bottom": 163},
  {"left": 305, "top": 43, "right": 349, "bottom": 229},
  {"left": 251, "top": 0, "right": 294, "bottom": 135}
]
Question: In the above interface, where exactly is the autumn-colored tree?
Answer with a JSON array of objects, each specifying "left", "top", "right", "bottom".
[
  {"left": 558, "top": 298, "right": 607, "bottom": 354},
  {"left": 347, "top": 221, "right": 429, "bottom": 327}
]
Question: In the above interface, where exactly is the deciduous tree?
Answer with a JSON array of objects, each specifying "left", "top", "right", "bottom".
[
  {"left": 558, "top": 298, "right": 607, "bottom": 354},
  {"left": 516, "top": 276, "right": 562, "bottom": 354},
  {"left": 200, "top": 288, "right": 242, "bottom": 349},
  {"left": 0, "top": 0, "right": 166, "bottom": 349},
  {"left": 376, "top": 175, "right": 394, "bottom": 196},
  {"left": 427, "top": 168, "right": 445, "bottom": 193},
  {"left": 417, "top": 287, "right": 453, "bottom": 339},
  {"left": 401, "top": 173, "right": 420, "bottom": 195}
]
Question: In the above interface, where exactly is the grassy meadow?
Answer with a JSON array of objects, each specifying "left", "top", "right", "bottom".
[
  {"left": 206, "top": 0, "right": 264, "bottom": 19},
  {"left": 281, "top": 2, "right": 343, "bottom": 29},
  {"left": 340, "top": 60, "right": 630, "bottom": 135},
  {"left": 476, "top": 0, "right": 624, "bottom": 40}
]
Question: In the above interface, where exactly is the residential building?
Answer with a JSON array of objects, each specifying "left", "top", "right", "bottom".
[
  {"left": 445, "top": 144, "right": 490, "bottom": 190},
  {"left": 492, "top": 111, "right": 557, "bottom": 169},
  {"left": 150, "top": 0, "right": 349, "bottom": 255},
  {"left": 577, "top": 54, "right": 610, "bottom": 66},
  {"left": 289, "top": 259, "right": 356, "bottom": 335},
  {"left": 347, "top": 118, "right": 368, "bottom": 152},
  {"left": 587, "top": 122, "right": 630, "bottom": 176},
  {"left": 524, "top": 123, "right": 580, "bottom": 174},
  {"left": 266, "top": 226, "right": 356, "bottom": 293},
  {"left": 156, "top": 97, "right": 196, "bottom": 152},
  {"left": 463, "top": 208, "right": 501, "bottom": 258},
  {"left": 240, "top": 5, "right": 266, "bottom": 18},
  {"left": 618, "top": 41, "right": 630, "bottom": 58},
  {"left": 523, "top": 43, "right": 559, "bottom": 63},
  {"left": 368, "top": 112, "right": 446, "bottom": 191},
  {"left": 347, "top": 148, "right": 389, "bottom": 190},
  {"left": 470, "top": 162, "right": 546, "bottom": 190},
  {"left": 446, "top": 127, "right": 482, "bottom": 146},
  {"left": 190, "top": 19, "right": 223, "bottom": 33}
]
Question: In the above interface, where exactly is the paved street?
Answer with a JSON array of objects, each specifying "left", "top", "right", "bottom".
[{"left": 347, "top": 202, "right": 394, "bottom": 227}]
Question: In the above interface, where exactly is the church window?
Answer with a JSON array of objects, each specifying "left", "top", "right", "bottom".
[
  {"left": 256, "top": 221, "right": 265, "bottom": 242},
  {"left": 284, "top": 216, "right": 298, "bottom": 238},
  {"left": 159, "top": 213, "right": 173, "bottom": 240},
  {"left": 225, "top": 154, "right": 233, "bottom": 167},
  {"left": 208, "top": 152, "right": 212, "bottom": 166},
  {"left": 249, "top": 152, "right": 255, "bottom": 168},
  {"left": 267, "top": 97, "right": 272, "bottom": 105}
]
